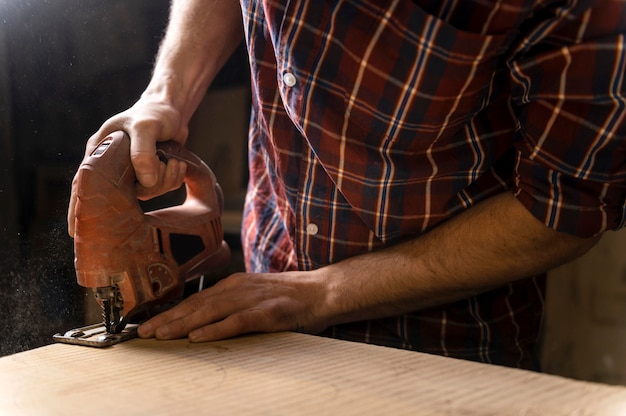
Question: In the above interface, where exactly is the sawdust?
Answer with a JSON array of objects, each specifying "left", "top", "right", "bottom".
[{"left": 0, "top": 221, "right": 84, "bottom": 357}]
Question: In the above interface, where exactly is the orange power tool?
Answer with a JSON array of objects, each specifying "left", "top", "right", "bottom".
[{"left": 54, "top": 131, "right": 230, "bottom": 347}]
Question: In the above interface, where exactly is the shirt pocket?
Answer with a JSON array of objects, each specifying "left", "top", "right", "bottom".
[{"left": 335, "top": 0, "right": 510, "bottom": 153}]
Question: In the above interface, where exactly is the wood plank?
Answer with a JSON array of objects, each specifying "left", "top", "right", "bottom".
[{"left": 1, "top": 332, "right": 625, "bottom": 415}]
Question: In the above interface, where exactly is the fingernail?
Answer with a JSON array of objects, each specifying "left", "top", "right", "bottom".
[
  {"left": 189, "top": 331, "right": 200, "bottom": 343},
  {"left": 137, "top": 322, "right": 152, "bottom": 338},
  {"left": 155, "top": 325, "right": 171, "bottom": 340}
]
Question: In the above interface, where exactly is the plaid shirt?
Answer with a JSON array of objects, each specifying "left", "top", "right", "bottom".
[{"left": 239, "top": 0, "right": 626, "bottom": 369}]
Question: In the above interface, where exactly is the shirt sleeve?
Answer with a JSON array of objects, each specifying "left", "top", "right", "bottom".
[{"left": 509, "top": 0, "right": 626, "bottom": 238}]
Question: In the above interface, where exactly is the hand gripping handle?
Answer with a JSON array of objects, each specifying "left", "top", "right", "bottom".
[
  {"left": 73, "top": 131, "right": 230, "bottom": 325},
  {"left": 154, "top": 140, "right": 223, "bottom": 219}
]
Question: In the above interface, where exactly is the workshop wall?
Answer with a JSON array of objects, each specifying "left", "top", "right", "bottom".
[{"left": 543, "top": 229, "right": 626, "bottom": 385}]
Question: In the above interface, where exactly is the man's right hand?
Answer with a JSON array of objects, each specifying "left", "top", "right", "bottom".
[
  {"left": 67, "top": 98, "right": 189, "bottom": 237},
  {"left": 67, "top": 0, "right": 244, "bottom": 238}
]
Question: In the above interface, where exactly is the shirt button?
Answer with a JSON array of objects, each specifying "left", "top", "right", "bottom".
[
  {"left": 283, "top": 72, "right": 297, "bottom": 87},
  {"left": 306, "top": 223, "right": 319, "bottom": 235}
]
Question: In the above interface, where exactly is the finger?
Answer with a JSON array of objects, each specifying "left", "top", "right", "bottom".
[
  {"left": 159, "top": 158, "right": 186, "bottom": 190},
  {"left": 163, "top": 159, "right": 187, "bottom": 192},
  {"left": 129, "top": 134, "right": 160, "bottom": 188},
  {"left": 188, "top": 309, "right": 267, "bottom": 342},
  {"left": 137, "top": 274, "right": 232, "bottom": 338},
  {"left": 155, "top": 297, "right": 231, "bottom": 340},
  {"left": 136, "top": 159, "right": 187, "bottom": 200},
  {"left": 136, "top": 301, "right": 193, "bottom": 338},
  {"left": 135, "top": 161, "right": 166, "bottom": 201},
  {"left": 137, "top": 292, "right": 223, "bottom": 339}
]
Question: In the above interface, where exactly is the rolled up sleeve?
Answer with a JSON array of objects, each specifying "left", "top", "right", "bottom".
[{"left": 510, "top": 1, "right": 626, "bottom": 237}]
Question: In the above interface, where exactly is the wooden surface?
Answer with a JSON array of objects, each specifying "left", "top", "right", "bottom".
[{"left": 1, "top": 332, "right": 626, "bottom": 415}]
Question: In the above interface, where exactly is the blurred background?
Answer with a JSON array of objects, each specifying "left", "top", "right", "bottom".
[
  {"left": 0, "top": 0, "right": 248, "bottom": 355},
  {"left": 0, "top": 0, "right": 624, "bottom": 386}
]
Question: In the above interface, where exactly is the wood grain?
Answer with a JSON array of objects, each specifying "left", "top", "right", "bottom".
[{"left": 1, "top": 332, "right": 625, "bottom": 415}]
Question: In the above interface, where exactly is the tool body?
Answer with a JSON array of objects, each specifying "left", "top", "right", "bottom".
[{"left": 54, "top": 131, "right": 230, "bottom": 346}]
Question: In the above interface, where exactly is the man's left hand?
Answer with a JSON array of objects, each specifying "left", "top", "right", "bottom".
[{"left": 137, "top": 271, "right": 331, "bottom": 342}]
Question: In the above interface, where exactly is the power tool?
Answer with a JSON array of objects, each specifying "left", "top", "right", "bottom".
[{"left": 54, "top": 131, "right": 230, "bottom": 347}]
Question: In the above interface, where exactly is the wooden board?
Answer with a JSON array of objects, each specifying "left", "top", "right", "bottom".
[{"left": 1, "top": 332, "right": 625, "bottom": 415}]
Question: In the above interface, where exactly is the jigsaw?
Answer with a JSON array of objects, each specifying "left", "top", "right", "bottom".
[{"left": 54, "top": 131, "right": 230, "bottom": 347}]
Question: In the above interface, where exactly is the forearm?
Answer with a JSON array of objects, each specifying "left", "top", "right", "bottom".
[
  {"left": 319, "top": 192, "right": 600, "bottom": 326},
  {"left": 145, "top": 0, "right": 243, "bottom": 127},
  {"left": 136, "top": 191, "right": 602, "bottom": 342}
]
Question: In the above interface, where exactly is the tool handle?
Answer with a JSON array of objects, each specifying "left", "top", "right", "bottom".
[{"left": 155, "top": 140, "right": 223, "bottom": 217}]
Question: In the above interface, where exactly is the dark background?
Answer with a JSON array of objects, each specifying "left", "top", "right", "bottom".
[{"left": 0, "top": 0, "right": 249, "bottom": 355}]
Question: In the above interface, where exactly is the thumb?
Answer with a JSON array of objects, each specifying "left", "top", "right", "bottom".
[{"left": 129, "top": 134, "right": 160, "bottom": 188}]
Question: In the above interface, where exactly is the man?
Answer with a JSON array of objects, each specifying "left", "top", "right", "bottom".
[{"left": 68, "top": 0, "right": 625, "bottom": 370}]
